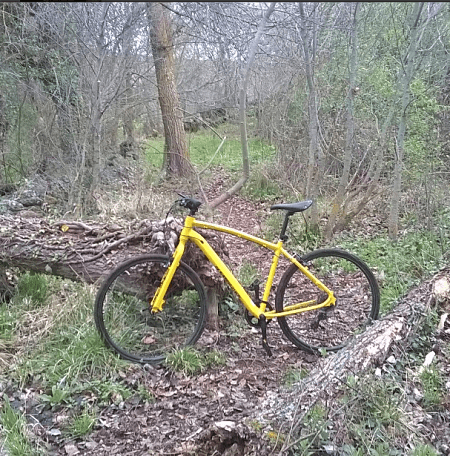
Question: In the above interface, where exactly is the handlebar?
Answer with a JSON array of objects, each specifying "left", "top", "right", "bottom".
[{"left": 177, "top": 193, "right": 202, "bottom": 215}]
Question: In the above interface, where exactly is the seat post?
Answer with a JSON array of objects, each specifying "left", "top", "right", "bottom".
[{"left": 279, "top": 212, "right": 293, "bottom": 241}]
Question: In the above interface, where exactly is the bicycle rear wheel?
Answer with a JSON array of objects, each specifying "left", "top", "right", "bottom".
[
  {"left": 94, "top": 254, "right": 206, "bottom": 365},
  {"left": 276, "top": 248, "right": 380, "bottom": 354}
]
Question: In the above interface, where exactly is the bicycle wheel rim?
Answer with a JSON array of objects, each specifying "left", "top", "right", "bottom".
[
  {"left": 94, "top": 254, "right": 206, "bottom": 364},
  {"left": 276, "top": 248, "right": 380, "bottom": 354}
]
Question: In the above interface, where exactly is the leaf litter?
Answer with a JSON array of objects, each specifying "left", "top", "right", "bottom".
[{"left": 2, "top": 181, "right": 450, "bottom": 455}]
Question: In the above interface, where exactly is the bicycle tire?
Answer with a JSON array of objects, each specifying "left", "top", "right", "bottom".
[
  {"left": 276, "top": 248, "right": 380, "bottom": 354},
  {"left": 94, "top": 254, "right": 207, "bottom": 365}
]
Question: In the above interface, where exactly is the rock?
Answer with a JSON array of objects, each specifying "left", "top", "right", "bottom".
[
  {"left": 16, "top": 189, "right": 43, "bottom": 207},
  {"left": 64, "top": 443, "right": 79, "bottom": 455},
  {"left": 215, "top": 421, "right": 236, "bottom": 432},
  {"left": 0, "top": 199, "right": 24, "bottom": 212},
  {"left": 433, "top": 277, "right": 450, "bottom": 303}
]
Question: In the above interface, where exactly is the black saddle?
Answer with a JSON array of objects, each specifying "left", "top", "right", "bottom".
[{"left": 270, "top": 200, "right": 313, "bottom": 214}]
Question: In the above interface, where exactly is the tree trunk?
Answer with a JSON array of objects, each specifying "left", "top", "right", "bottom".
[
  {"left": 324, "top": 3, "right": 358, "bottom": 241},
  {"left": 388, "top": 2, "right": 424, "bottom": 239},
  {"left": 147, "top": 2, "right": 191, "bottom": 178},
  {"left": 299, "top": 2, "right": 321, "bottom": 228},
  {"left": 209, "top": 2, "right": 276, "bottom": 208}
]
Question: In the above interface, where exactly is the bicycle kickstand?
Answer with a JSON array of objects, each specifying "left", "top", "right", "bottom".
[{"left": 259, "top": 315, "right": 273, "bottom": 357}]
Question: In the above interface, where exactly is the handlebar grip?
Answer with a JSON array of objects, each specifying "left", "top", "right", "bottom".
[{"left": 177, "top": 194, "right": 202, "bottom": 215}]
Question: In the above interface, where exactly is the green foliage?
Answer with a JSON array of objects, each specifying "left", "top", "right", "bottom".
[
  {"left": 292, "top": 405, "right": 330, "bottom": 455},
  {"left": 243, "top": 163, "right": 281, "bottom": 200},
  {"left": 337, "top": 375, "right": 406, "bottom": 454},
  {"left": 404, "top": 79, "right": 442, "bottom": 183},
  {"left": 287, "top": 89, "right": 307, "bottom": 124},
  {"left": 338, "top": 227, "right": 450, "bottom": 312},
  {"left": 419, "top": 367, "right": 444, "bottom": 409},
  {"left": 136, "top": 385, "right": 156, "bottom": 404},
  {"left": 410, "top": 444, "right": 439, "bottom": 456},
  {"left": 0, "top": 71, "right": 38, "bottom": 182},
  {"left": 0, "top": 303, "right": 17, "bottom": 341},
  {"left": 0, "top": 397, "right": 38, "bottom": 456},
  {"left": 82, "top": 380, "right": 133, "bottom": 406},
  {"left": 165, "top": 347, "right": 226, "bottom": 375},
  {"left": 237, "top": 260, "right": 260, "bottom": 288},
  {"left": 408, "top": 310, "right": 438, "bottom": 360},
  {"left": 40, "top": 385, "right": 71, "bottom": 408},
  {"left": 203, "top": 350, "right": 227, "bottom": 368},
  {"left": 64, "top": 407, "right": 96, "bottom": 438},
  {"left": 282, "top": 366, "right": 308, "bottom": 388},
  {"left": 358, "top": 63, "right": 397, "bottom": 121},
  {"left": 220, "top": 293, "right": 241, "bottom": 314},
  {"left": 15, "top": 272, "right": 48, "bottom": 307},
  {"left": 262, "top": 212, "right": 322, "bottom": 252}
]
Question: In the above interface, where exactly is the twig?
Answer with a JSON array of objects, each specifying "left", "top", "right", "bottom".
[{"left": 198, "top": 136, "right": 227, "bottom": 175}]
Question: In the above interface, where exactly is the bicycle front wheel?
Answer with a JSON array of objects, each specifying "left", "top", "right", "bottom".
[
  {"left": 94, "top": 254, "right": 207, "bottom": 365},
  {"left": 276, "top": 248, "right": 380, "bottom": 354}
]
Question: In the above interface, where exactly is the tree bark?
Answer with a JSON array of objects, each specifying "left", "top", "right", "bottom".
[
  {"left": 147, "top": 2, "right": 191, "bottom": 178},
  {"left": 298, "top": 2, "right": 321, "bottom": 228},
  {"left": 388, "top": 2, "right": 424, "bottom": 239},
  {"left": 0, "top": 215, "right": 226, "bottom": 293},
  {"left": 256, "top": 266, "right": 442, "bottom": 443},
  {"left": 324, "top": 3, "right": 358, "bottom": 241}
]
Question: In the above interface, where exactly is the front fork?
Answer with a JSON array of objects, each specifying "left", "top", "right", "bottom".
[{"left": 150, "top": 241, "right": 186, "bottom": 313}]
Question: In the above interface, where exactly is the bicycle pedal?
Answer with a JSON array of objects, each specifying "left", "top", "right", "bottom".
[{"left": 245, "top": 310, "right": 260, "bottom": 328}]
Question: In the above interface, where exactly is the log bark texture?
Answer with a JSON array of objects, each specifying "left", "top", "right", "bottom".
[
  {"left": 257, "top": 269, "right": 445, "bottom": 436},
  {"left": 0, "top": 214, "right": 227, "bottom": 289}
]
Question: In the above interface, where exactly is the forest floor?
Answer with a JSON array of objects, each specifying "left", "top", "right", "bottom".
[
  {"left": 3, "top": 181, "right": 323, "bottom": 456},
  {"left": 2, "top": 177, "right": 450, "bottom": 456}
]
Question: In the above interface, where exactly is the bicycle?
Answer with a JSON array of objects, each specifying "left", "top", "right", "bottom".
[{"left": 94, "top": 194, "right": 380, "bottom": 365}]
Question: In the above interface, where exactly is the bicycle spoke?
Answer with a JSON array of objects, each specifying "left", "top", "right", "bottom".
[
  {"left": 95, "top": 255, "right": 206, "bottom": 364},
  {"left": 276, "top": 249, "right": 380, "bottom": 353}
]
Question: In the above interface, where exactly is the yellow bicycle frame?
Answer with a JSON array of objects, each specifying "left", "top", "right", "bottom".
[{"left": 150, "top": 215, "right": 336, "bottom": 319}]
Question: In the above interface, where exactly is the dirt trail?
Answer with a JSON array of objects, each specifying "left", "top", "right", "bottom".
[{"left": 15, "top": 190, "right": 318, "bottom": 456}]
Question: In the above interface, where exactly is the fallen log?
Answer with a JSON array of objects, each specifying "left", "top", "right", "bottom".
[
  {"left": 256, "top": 268, "right": 449, "bottom": 445},
  {"left": 0, "top": 214, "right": 227, "bottom": 294}
]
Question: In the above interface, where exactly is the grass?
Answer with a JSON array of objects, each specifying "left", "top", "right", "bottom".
[
  {"left": 13, "top": 279, "right": 128, "bottom": 388},
  {"left": 335, "top": 227, "right": 450, "bottom": 313},
  {"left": 15, "top": 272, "right": 48, "bottom": 307},
  {"left": 64, "top": 407, "right": 97, "bottom": 438},
  {"left": 419, "top": 366, "right": 445, "bottom": 409},
  {"left": 0, "top": 398, "right": 39, "bottom": 456},
  {"left": 144, "top": 129, "right": 277, "bottom": 175},
  {"left": 164, "top": 347, "right": 227, "bottom": 375},
  {"left": 1, "top": 274, "right": 134, "bottom": 406}
]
